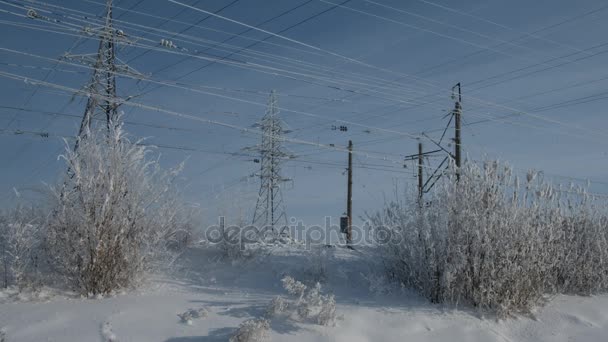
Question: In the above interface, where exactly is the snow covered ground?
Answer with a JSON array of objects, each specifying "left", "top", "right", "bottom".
[{"left": 1, "top": 244, "right": 608, "bottom": 341}]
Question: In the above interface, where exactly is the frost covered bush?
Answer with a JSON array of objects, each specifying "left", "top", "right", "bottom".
[
  {"left": 266, "top": 276, "right": 336, "bottom": 326},
  {"left": 265, "top": 296, "right": 288, "bottom": 317},
  {"left": 0, "top": 205, "right": 42, "bottom": 289},
  {"left": 229, "top": 318, "right": 270, "bottom": 342},
  {"left": 369, "top": 161, "right": 608, "bottom": 317},
  {"left": 45, "top": 121, "right": 189, "bottom": 295},
  {"left": 178, "top": 307, "right": 209, "bottom": 325}
]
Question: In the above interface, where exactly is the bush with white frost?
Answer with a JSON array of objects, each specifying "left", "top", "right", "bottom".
[
  {"left": 178, "top": 307, "right": 209, "bottom": 325},
  {"left": 0, "top": 205, "right": 41, "bottom": 289},
  {"left": 265, "top": 296, "right": 288, "bottom": 318},
  {"left": 266, "top": 276, "right": 336, "bottom": 326},
  {"left": 369, "top": 160, "right": 608, "bottom": 317},
  {"left": 45, "top": 121, "right": 190, "bottom": 295},
  {"left": 229, "top": 318, "right": 270, "bottom": 342}
]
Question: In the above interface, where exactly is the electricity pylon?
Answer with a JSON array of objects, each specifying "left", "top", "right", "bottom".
[
  {"left": 61, "top": 0, "right": 142, "bottom": 150},
  {"left": 246, "top": 90, "right": 294, "bottom": 236}
]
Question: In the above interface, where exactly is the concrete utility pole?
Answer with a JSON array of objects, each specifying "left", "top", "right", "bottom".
[
  {"left": 346, "top": 140, "right": 353, "bottom": 245},
  {"left": 418, "top": 141, "right": 423, "bottom": 201},
  {"left": 452, "top": 83, "right": 462, "bottom": 180}
]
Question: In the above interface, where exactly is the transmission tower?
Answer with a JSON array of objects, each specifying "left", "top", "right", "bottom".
[
  {"left": 246, "top": 90, "right": 294, "bottom": 236},
  {"left": 60, "top": 0, "right": 142, "bottom": 149}
]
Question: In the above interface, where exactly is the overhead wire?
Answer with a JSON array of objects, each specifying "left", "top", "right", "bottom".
[
  {"left": 0, "top": 69, "right": 423, "bottom": 166},
  {"left": 7, "top": 0, "right": 600, "bottom": 140},
  {"left": 414, "top": 0, "right": 608, "bottom": 57},
  {"left": 164, "top": 0, "right": 608, "bottom": 138},
  {"left": 0, "top": 4, "right": 452, "bottom": 110},
  {"left": 4, "top": 0, "right": 608, "bottom": 152}
]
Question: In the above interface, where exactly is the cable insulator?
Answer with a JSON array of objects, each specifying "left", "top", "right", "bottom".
[{"left": 26, "top": 9, "right": 39, "bottom": 19}]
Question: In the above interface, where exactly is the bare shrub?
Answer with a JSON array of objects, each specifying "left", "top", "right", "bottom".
[
  {"left": 45, "top": 122, "right": 188, "bottom": 295},
  {"left": 369, "top": 160, "right": 608, "bottom": 317}
]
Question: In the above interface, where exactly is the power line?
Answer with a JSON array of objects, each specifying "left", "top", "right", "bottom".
[
  {"left": 414, "top": 0, "right": 608, "bottom": 57},
  {"left": 0, "top": 69, "right": 419, "bottom": 165},
  {"left": 9, "top": 0, "right": 602, "bottom": 140}
]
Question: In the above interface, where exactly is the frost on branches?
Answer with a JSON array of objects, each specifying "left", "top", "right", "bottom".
[
  {"left": 45, "top": 121, "right": 191, "bottom": 295},
  {"left": 265, "top": 276, "right": 336, "bottom": 326},
  {"left": 370, "top": 160, "right": 608, "bottom": 317},
  {"left": 229, "top": 318, "right": 270, "bottom": 342},
  {"left": 0, "top": 205, "right": 41, "bottom": 289}
]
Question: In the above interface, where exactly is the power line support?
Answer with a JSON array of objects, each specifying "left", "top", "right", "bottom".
[
  {"left": 346, "top": 140, "right": 353, "bottom": 246},
  {"left": 452, "top": 83, "right": 462, "bottom": 180},
  {"left": 247, "top": 90, "right": 294, "bottom": 237},
  {"left": 61, "top": 0, "right": 142, "bottom": 151},
  {"left": 418, "top": 141, "right": 423, "bottom": 202}
]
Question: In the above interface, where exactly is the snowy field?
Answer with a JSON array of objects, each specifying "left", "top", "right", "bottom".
[{"left": 1, "top": 245, "right": 608, "bottom": 342}]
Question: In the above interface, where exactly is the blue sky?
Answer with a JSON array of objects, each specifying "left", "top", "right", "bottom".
[{"left": 1, "top": 0, "right": 608, "bottom": 226}]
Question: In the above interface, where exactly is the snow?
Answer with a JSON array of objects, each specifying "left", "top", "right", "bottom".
[{"left": 1, "top": 245, "right": 608, "bottom": 341}]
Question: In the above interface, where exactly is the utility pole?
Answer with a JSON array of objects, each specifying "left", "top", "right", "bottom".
[
  {"left": 418, "top": 141, "right": 423, "bottom": 201},
  {"left": 452, "top": 83, "right": 462, "bottom": 180},
  {"left": 346, "top": 140, "right": 353, "bottom": 245}
]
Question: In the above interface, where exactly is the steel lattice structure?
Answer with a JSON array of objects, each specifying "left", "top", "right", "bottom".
[
  {"left": 247, "top": 90, "right": 294, "bottom": 236},
  {"left": 62, "top": 0, "right": 141, "bottom": 149}
]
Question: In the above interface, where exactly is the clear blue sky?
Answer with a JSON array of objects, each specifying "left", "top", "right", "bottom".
[{"left": 1, "top": 0, "right": 608, "bottom": 226}]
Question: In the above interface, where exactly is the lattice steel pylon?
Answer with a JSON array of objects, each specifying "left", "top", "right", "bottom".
[
  {"left": 61, "top": 0, "right": 141, "bottom": 150},
  {"left": 246, "top": 90, "right": 294, "bottom": 236}
]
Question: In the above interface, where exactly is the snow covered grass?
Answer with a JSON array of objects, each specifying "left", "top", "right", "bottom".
[
  {"left": 215, "top": 216, "right": 266, "bottom": 262},
  {"left": 369, "top": 161, "right": 608, "bottom": 316},
  {"left": 3, "top": 244, "right": 608, "bottom": 341},
  {"left": 302, "top": 246, "right": 328, "bottom": 284}
]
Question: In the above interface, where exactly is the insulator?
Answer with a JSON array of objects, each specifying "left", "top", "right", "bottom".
[
  {"left": 26, "top": 9, "right": 39, "bottom": 19},
  {"left": 160, "top": 39, "right": 176, "bottom": 48}
]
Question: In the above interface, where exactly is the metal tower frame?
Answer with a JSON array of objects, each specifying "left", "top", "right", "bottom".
[
  {"left": 247, "top": 90, "right": 294, "bottom": 236},
  {"left": 61, "top": 0, "right": 142, "bottom": 150}
]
